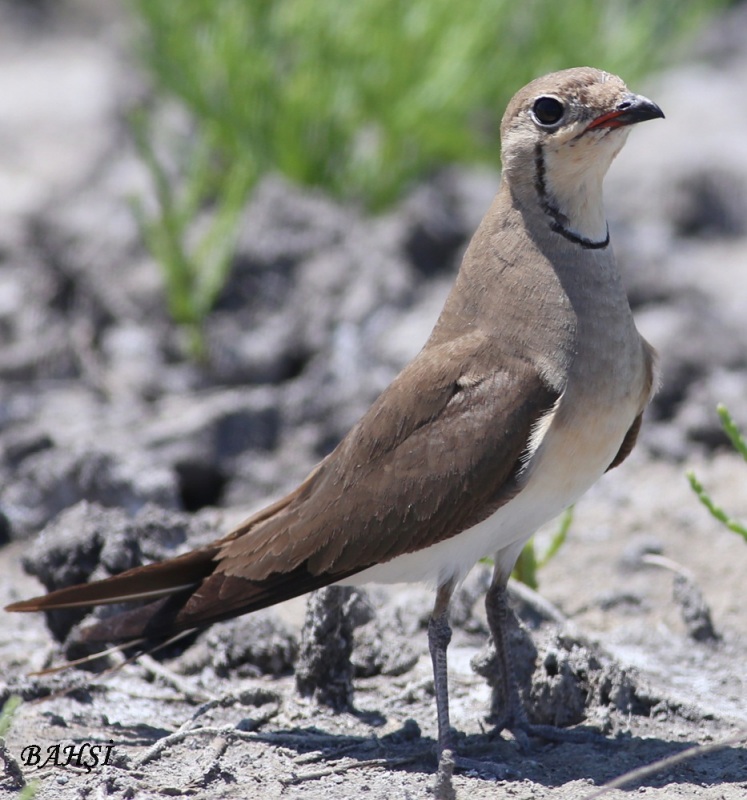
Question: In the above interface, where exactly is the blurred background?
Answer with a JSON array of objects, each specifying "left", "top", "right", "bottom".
[{"left": 0, "top": 0, "right": 746, "bottom": 541}]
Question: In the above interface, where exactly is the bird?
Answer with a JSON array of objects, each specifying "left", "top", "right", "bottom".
[{"left": 7, "top": 67, "right": 663, "bottom": 769}]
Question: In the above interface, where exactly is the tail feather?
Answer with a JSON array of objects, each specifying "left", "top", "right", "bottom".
[
  {"left": 5, "top": 526, "right": 363, "bottom": 659},
  {"left": 4, "top": 545, "right": 220, "bottom": 613},
  {"left": 5, "top": 543, "right": 358, "bottom": 650},
  {"left": 75, "top": 561, "right": 364, "bottom": 644},
  {"left": 77, "top": 592, "right": 199, "bottom": 643}
]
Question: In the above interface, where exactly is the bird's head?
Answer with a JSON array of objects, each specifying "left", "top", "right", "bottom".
[
  {"left": 499, "top": 67, "right": 664, "bottom": 242},
  {"left": 500, "top": 67, "right": 664, "bottom": 178}
]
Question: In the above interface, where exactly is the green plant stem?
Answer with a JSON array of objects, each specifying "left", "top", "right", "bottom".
[
  {"left": 717, "top": 403, "right": 747, "bottom": 463},
  {"left": 0, "top": 695, "right": 21, "bottom": 738},
  {"left": 687, "top": 470, "right": 747, "bottom": 543}
]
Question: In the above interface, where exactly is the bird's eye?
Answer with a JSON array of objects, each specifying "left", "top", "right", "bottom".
[{"left": 532, "top": 96, "right": 565, "bottom": 127}]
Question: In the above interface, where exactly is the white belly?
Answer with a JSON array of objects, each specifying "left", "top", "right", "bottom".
[{"left": 340, "top": 396, "right": 634, "bottom": 590}]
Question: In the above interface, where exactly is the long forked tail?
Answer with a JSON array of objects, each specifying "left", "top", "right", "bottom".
[
  {"left": 6, "top": 541, "right": 360, "bottom": 652},
  {"left": 4, "top": 464, "right": 342, "bottom": 653},
  {"left": 5, "top": 544, "right": 222, "bottom": 646}
]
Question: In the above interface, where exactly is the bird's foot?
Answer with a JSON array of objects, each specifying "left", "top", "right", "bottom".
[
  {"left": 435, "top": 727, "right": 514, "bottom": 780},
  {"left": 432, "top": 746, "right": 513, "bottom": 799},
  {"left": 490, "top": 711, "right": 612, "bottom": 751}
]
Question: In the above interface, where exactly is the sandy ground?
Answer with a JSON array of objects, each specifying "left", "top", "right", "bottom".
[{"left": 1, "top": 453, "right": 746, "bottom": 799}]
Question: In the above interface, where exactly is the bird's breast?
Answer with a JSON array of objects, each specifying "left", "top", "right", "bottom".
[{"left": 343, "top": 290, "right": 649, "bottom": 591}]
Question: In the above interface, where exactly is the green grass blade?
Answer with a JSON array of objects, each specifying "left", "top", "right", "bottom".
[
  {"left": 717, "top": 403, "right": 747, "bottom": 464},
  {"left": 538, "top": 505, "right": 574, "bottom": 569},
  {"left": 687, "top": 470, "right": 747, "bottom": 543},
  {"left": 512, "top": 541, "right": 539, "bottom": 590},
  {"left": 0, "top": 694, "right": 21, "bottom": 738}
]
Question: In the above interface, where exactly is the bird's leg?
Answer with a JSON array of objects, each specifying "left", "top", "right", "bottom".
[
  {"left": 428, "top": 580, "right": 512, "bottom": 790},
  {"left": 484, "top": 568, "right": 610, "bottom": 747},
  {"left": 484, "top": 570, "right": 531, "bottom": 735},
  {"left": 428, "top": 580, "right": 456, "bottom": 757}
]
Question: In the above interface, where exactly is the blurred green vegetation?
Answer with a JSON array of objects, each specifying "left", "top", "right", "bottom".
[
  {"left": 128, "top": 0, "right": 726, "bottom": 345},
  {"left": 0, "top": 695, "right": 38, "bottom": 799},
  {"left": 0, "top": 694, "right": 21, "bottom": 739},
  {"left": 688, "top": 405, "right": 747, "bottom": 544},
  {"left": 512, "top": 506, "right": 574, "bottom": 590}
]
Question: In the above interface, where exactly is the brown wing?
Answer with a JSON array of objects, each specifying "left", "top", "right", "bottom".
[
  {"left": 606, "top": 338, "right": 656, "bottom": 472},
  {"left": 606, "top": 412, "right": 643, "bottom": 471},
  {"left": 8, "top": 334, "right": 560, "bottom": 644},
  {"left": 165, "top": 335, "right": 559, "bottom": 629}
]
